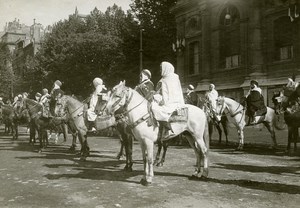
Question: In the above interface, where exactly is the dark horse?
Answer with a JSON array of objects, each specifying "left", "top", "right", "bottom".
[
  {"left": 274, "top": 81, "right": 300, "bottom": 154},
  {"left": 21, "top": 98, "right": 77, "bottom": 152},
  {"left": 0, "top": 103, "right": 31, "bottom": 140}
]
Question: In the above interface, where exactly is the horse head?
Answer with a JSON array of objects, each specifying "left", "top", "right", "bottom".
[{"left": 106, "top": 81, "right": 128, "bottom": 115}]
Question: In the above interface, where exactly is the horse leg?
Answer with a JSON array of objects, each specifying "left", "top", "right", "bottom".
[
  {"left": 221, "top": 119, "right": 229, "bottom": 145},
  {"left": 185, "top": 133, "right": 203, "bottom": 179},
  {"left": 208, "top": 120, "right": 213, "bottom": 143},
  {"left": 263, "top": 122, "right": 278, "bottom": 149},
  {"left": 215, "top": 124, "right": 222, "bottom": 144},
  {"left": 143, "top": 139, "right": 154, "bottom": 185},
  {"left": 157, "top": 141, "right": 168, "bottom": 167},
  {"left": 29, "top": 122, "right": 35, "bottom": 145},
  {"left": 154, "top": 139, "right": 162, "bottom": 166},
  {"left": 236, "top": 128, "right": 244, "bottom": 150},
  {"left": 124, "top": 133, "right": 133, "bottom": 171},
  {"left": 63, "top": 123, "right": 68, "bottom": 142},
  {"left": 117, "top": 140, "right": 125, "bottom": 160},
  {"left": 139, "top": 141, "right": 148, "bottom": 185}
]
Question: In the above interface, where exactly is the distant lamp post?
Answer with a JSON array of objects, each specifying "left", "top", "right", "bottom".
[
  {"left": 139, "top": 29, "right": 144, "bottom": 72},
  {"left": 172, "top": 37, "right": 185, "bottom": 53}
]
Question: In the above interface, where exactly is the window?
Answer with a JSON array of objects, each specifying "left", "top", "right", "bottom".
[
  {"left": 189, "top": 42, "right": 199, "bottom": 75},
  {"left": 280, "top": 45, "right": 293, "bottom": 60},
  {"left": 225, "top": 55, "right": 241, "bottom": 69},
  {"left": 219, "top": 5, "right": 241, "bottom": 69},
  {"left": 273, "top": 16, "right": 297, "bottom": 61}
]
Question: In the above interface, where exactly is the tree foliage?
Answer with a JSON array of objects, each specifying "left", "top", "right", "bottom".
[
  {"left": 35, "top": 4, "right": 139, "bottom": 96},
  {"left": 0, "top": 43, "right": 14, "bottom": 99},
  {"left": 130, "top": 0, "right": 177, "bottom": 83}
]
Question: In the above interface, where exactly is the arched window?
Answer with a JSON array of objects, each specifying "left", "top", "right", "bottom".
[
  {"left": 273, "top": 16, "right": 297, "bottom": 61},
  {"left": 188, "top": 41, "right": 200, "bottom": 75},
  {"left": 219, "top": 5, "right": 241, "bottom": 69}
]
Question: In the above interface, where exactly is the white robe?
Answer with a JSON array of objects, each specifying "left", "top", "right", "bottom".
[
  {"left": 87, "top": 84, "right": 106, "bottom": 121},
  {"left": 152, "top": 62, "right": 184, "bottom": 121},
  {"left": 205, "top": 89, "right": 218, "bottom": 110}
]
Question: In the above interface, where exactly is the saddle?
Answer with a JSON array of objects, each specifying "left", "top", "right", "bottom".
[{"left": 168, "top": 107, "right": 188, "bottom": 122}]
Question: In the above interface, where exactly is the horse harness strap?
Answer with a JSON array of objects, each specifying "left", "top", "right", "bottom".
[
  {"left": 231, "top": 108, "right": 244, "bottom": 118},
  {"left": 127, "top": 113, "right": 150, "bottom": 129},
  {"left": 114, "top": 88, "right": 150, "bottom": 129}
]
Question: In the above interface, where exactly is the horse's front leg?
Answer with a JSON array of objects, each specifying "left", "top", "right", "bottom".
[
  {"left": 263, "top": 122, "right": 278, "bottom": 149},
  {"left": 236, "top": 128, "right": 244, "bottom": 150},
  {"left": 157, "top": 141, "right": 168, "bottom": 167},
  {"left": 124, "top": 134, "right": 133, "bottom": 171}
]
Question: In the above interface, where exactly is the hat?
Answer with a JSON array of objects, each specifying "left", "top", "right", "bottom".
[
  {"left": 0, "top": 97, "right": 2, "bottom": 101},
  {"left": 23, "top": 92, "right": 28, "bottom": 97},
  {"left": 141, "top": 69, "right": 151, "bottom": 79},
  {"left": 35, "top": 92, "right": 42, "bottom": 97},
  {"left": 93, "top": 77, "right": 103, "bottom": 87},
  {"left": 54, "top": 80, "right": 62, "bottom": 87},
  {"left": 188, "top": 84, "right": 194, "bottom": 90},
  {"left": 250, "top": 80, "right": 258, "bottom": 86},
  {"left": 42, "top": 88, "right": 48, "bottom": 94}
]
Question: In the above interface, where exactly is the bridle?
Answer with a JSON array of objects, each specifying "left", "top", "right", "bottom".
[
  {"left": 108, "top": 86, "right": 148, "bottom": 129},
  {"left": 216, "top": 98, "right": 245, "bottom": 125}
]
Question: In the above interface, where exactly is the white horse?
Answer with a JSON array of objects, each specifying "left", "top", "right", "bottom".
[
  {"left": 215, "top": 96, "right": 278, "bottom": 150},
  {"left": 105, "top": 81, "right": 209, "bottom": 186}
]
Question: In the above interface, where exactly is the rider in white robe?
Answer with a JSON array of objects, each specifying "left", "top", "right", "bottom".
[
  {"left": 152, "top": 61, "right": 184, "bottom": 122},
  {"left": 87, "top": 77, "right": 107, "bottom": 122},
  {"left": 205, "top": 83, "right": 218, "bottom": 110}
]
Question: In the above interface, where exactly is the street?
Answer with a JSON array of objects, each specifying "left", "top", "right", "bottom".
[{"left": 0, "top": 125, "right": 300, "bottom": 208}]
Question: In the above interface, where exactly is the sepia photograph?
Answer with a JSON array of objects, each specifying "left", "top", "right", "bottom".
[{"left": 0, "top": 0, "right": 299, "bottom": 207}]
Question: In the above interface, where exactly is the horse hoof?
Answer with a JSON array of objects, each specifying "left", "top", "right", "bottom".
[
  {"left": 140, "top": 178, "right": 151, "bottom": 186},
  {"left": 80, "top": 157, "right": 86, "bottom": 162},
  {"left": 202, "top": 168, "right": 209, "bottom": 178},
  {"left": 69, "top": 146, "right": 76, "bottom": 152},
  {"left": 188, "top": 175, "right": 200, "bottom": 180},
  {"left": 124, "top": 166, "right": 133, "bottom": 172},
  {"left": 156, "top": 163, "right": 163, "bottom": 167}
]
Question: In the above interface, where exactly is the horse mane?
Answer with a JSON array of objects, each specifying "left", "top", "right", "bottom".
[{"left": 64, "top": 95, "right": 84, "bottom": 106}]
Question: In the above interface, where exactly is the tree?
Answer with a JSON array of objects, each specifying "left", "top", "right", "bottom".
[
  {"left": 35, "top": 5, "right": 137, "bottom": 96},
  {"left": 0, "top": 43, "right": 14, "bottom": 99},
  {"left": 130, "top": 0, "right": 177, "bottom": 83}
]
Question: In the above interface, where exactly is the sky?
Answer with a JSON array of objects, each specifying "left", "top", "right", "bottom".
[{"left": 0, "top": 0, "right": 132, "bottom": 30}]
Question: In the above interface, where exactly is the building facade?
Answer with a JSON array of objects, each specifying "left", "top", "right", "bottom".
[{"left": 172, "top": 0, "right": 300, "bottom": 105}]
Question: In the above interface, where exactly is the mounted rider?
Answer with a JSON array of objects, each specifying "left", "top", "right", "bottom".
[
  {"left": 245, "top": 80, "right": 267, "bottom": 125},
  {"left": 204, "top": 83, "right": 219, "bottom": 120},
  {"left": 49, "top": 80, "right": 64, "bottom": 117},
  {"left": 185, "top": 84, "right": 198, "bottom": 106},
  {"left": 40, "top": 88, "right": 51, "bottom": 118},
  {"left": 87, "top": 77, "right": 107, "bottom": 131},
  {"left": 151, "top": 61, "right": 185, "bottom": 138},
  {"left": 135, "top": 69, "right": 154, "bottom": 100},
  {"left": 35, "top": 92, "right": 42, "bottom": 102}
]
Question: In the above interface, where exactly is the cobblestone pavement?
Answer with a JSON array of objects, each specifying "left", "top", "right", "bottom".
[{"left": 0, "top": 125, "right": 299, "bottom": 208}]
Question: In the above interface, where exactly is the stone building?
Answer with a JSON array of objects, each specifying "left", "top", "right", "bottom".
[{"left": 172, "top": 0, "right": 300, "bottom": 105}]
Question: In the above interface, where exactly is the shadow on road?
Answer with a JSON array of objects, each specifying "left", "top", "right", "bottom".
[
  {"left": 203, "top": 177, "right": 300, "bottom": 195},
  {"left": 214, "top": 163, "right": 300, "bottom": 175}
]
